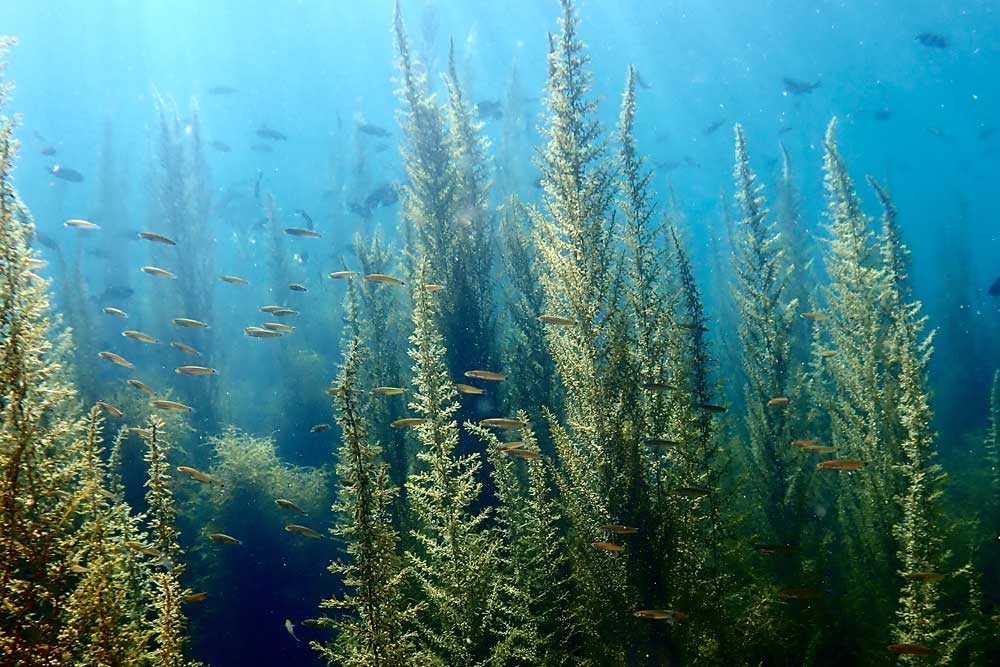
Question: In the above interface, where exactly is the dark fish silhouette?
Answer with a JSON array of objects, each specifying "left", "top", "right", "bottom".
[
  {"left": 476, "top": 100, "right": 503, "bottom": 121},
  {"left": 978, "top": 127, "right": 996, "bottom": 142},
  {"left": 40, "top": 146, "right": 57, "bottom": 156},
  {"left": 634, "top": 70, "right": 652, "bottom": 90},
  {"left": 874, "top": 109, "right": 893, "bottom": 121},
  {"left": 33, "top": 231, "right": 58, "bottom": 250},
  {"left": 256, "top": 125, "right": 287, "bottom": 141},
  {"left": 364, "top": 182, "right": 399, "bottom": 209},
  {"left": 702, "top": 119, "right": 725, "bottom": 136},
  {"left": 916, "top": 33, "right": 949, "bottom": 49},
  {"left": 100, "top": 285, "right": 135, "bottom": 301},
  {"left": 989, "top": 276, "right": 1000, "bottom": 297},
  {"left": 349, "top": 202, "right": 372, "bottom": 220},
  {"left": 783, "top": 78, "right": 821, "bottom": 95},
  {"left": 49, "top": 164, "right": 84, "bottom": 182},
  {"left": 208, "top": 85, "right": 237, "bottom": 95},
  {"left": 357, "top": 123, "right": 391, "bottom": 138},
  {"left": 295, "top": 209, "right": 314, "bottom": 231},
  {"left": 210, "top": 140, "right": 231, "bottom": 153},
  {"left": 778, "top": 126, "right": 794, "bottom": 135}
]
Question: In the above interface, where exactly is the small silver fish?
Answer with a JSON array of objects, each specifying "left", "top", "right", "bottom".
[{"left": 285, "top": 618, "right": 300, "bottom": 642}]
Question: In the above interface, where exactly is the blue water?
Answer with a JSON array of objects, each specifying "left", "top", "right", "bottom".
[{"left": 2, "top": 1, "right": 999, "bottom": 665}]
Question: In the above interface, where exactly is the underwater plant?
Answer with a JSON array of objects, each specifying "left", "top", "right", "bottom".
[
  {"left": 815, "top": 122, "right": 899, "bottom": 631},
  {"left": 394, "top": 1, "right": 501, "bottom": 447},
  {"left": 313, "top": 338, "right": 419, "bottom": 667},
  {"left": 468, "top": 415, "right": 576, "bottom": 666},
  {"left": 987, "top": 370, "right": 1000, "bottom": 528},
  {"left": 403, "top": 277, "right": 496, "bottom": 665},
  {"left": 4, "top": 2, "right": 998, "bottom": 665},
  {"left": 811, "top": 121, "right": 955, "bottom": 661},
  {"left": 392, "top": 1, "right": 457, "bottom": 286},
  {"left": 341, "top": 229, "right": 412, "bottom": 529},
  {"left": 150, "top": 95, "right": 218, "bottom": 429},
  {"left": 869, "top": 176, "right": 951, "bottom": 657},
  {"left": 661, "top": 224, "right": 741, "bottom": 665},
  {"left": 58, "top": 408, "right": 154, "bottom": 667},
  {"left": 498, "top": 195, "right": 562, "bottom": 428},
  {"left": 203, "top": 426, "right": 328, "bottom": 515},
  {"left": 529, "top": 2, "right": 636, "bottom": 661},
  {"left": 141, "top": 415, "right": 200, "bottom": 667},
  {"left": 441, "top": 39, "right": 498, "bottom": 379},
  {"left": 0, "top": 52, "right": 95, "bottom": 662},
  {"left": 731, "top": 124, "right": 802, "bottom": 547},
  {"left": 774, "top": 141, "right": 816, "bottom": 325}
]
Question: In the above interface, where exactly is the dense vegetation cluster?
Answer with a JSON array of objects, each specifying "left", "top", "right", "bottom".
[{"left": 2, "top": 2, "right": 1000, "bottom": 666}]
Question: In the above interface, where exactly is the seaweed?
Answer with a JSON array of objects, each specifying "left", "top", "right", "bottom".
[
  {"left": 313, "top": 338, "right": 419, "bottom": 667},
  {"left": 403, "top": 275, "right": 496, "bottom": 664},
  {"left": 150, "top": 94, "right": 218, "bottom": 429},
  {"left": 343, "top": 229, "right": 411, "bottom": 528},
  {"left": 731, "top": 124, "right": 802, "bottom": 546},
  {"left": 2, "top": 3, "right": 994, "bottom": 665},
  {"left": 498, "top": 196, "right": 562, "bottom": 432},
  {"left": 59, "top": 408, "right": 154, "bottom": 667},
  {"left": 141, "top": 416, "right": 200, "bottom": 667},
  {"left": 469, "top": 415, "right": 576, "bottom": 666},
  {"left": 0, "top": 65, "right": 93, "bottom": 663}
]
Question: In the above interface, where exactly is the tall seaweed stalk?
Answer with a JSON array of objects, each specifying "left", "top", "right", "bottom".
[
  {"left": 404, "top": 278, "right": 496, "bottom": 665},
  {"left": 142, "top": 415, "right": 198, "bottom": 667},
  {"left": 343, "top": 229, "right": 411, "bottom": 529},
  {"left": 987, "top": 371, "right": 1000, "bottom": 531},
  {"left": 59, "top": 408, "right": 154, "bottom": 667},
  {"left": 530, "top": 1, "right": 631, "bottom": 661},
  {"left": 0, "top": 46, "right": 92, "bottom": 663},
  {"left": 731, "top": 125, "right": 801, "bottom": 546},
  {"left": 150, "top": 95, "right": 217, "bottom": 429},
  {"left": 816, "top": 122, "right": 952, "bottom": 661},
  {"left": 870, "top": 177, "right": 950, "bottom": 658},
  {"left": 469, "top": 416, "right": 576, "bottom": 666},
  {"left": 498, "top": 196, "right": 561, "bottom": 428},
  {"left": 817, "top": 122, "right": 896, "bottom": 623},
  {"left": 394, "top": 3, "right": 500, "bottom": 478},
  {"left": 314, "top": 338, "right": 418, "bottom": 667}
]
